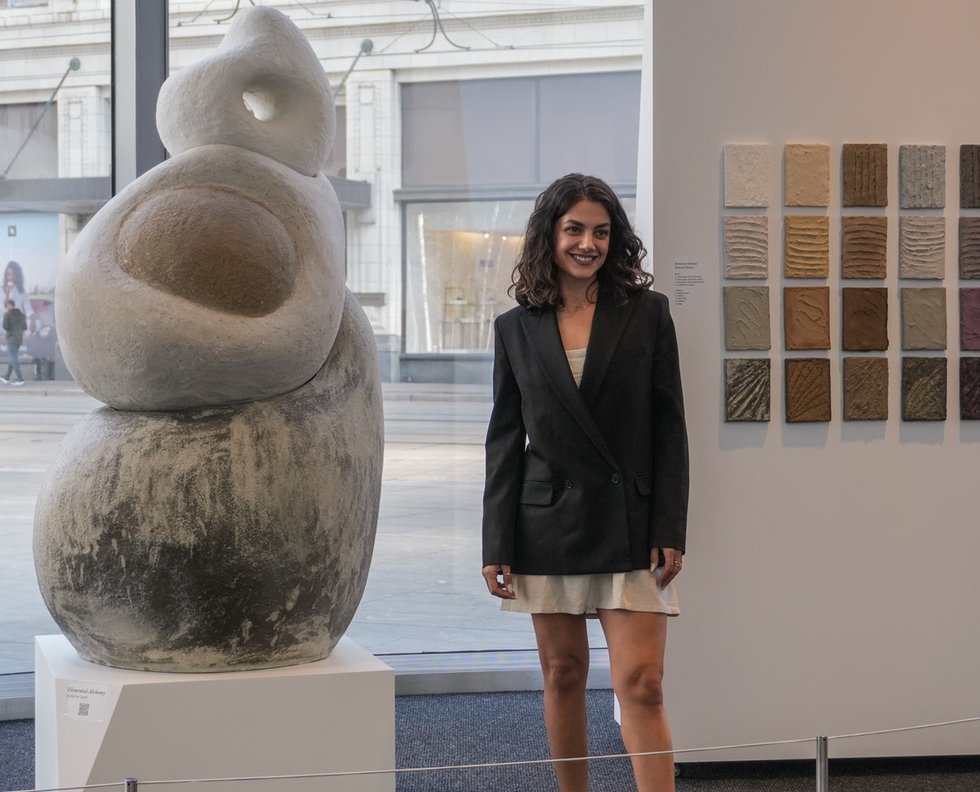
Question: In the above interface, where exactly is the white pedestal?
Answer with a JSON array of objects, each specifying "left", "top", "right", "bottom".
[{"left": 35, "top": 634, "right": 395, "bottom": 792}]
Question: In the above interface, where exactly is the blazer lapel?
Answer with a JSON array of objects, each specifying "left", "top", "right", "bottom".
[
  {"left": 579, "top": 290, "right": 635, "bottom": 410},
  {"left": 519, "top": 308, "right": 618, "bottom": 469}
]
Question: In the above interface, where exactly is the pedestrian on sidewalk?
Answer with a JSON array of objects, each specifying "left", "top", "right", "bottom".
[{"left": 2, "top": 298, "right": 28, "bottom": 386}]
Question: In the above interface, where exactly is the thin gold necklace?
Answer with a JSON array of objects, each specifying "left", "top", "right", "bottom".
[{"left": 559, "top": 299, "right": 594, "bottom": 314}]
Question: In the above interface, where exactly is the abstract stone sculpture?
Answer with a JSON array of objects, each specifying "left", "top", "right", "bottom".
[{"left": 34, "top": 7, "right": 383, "bottom": 672}]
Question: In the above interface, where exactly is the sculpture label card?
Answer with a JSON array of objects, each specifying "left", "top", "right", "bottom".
[
  {"left": 842, "top": 143, "right": 888, "bottom": 207},
  {"left": 724, "top": 286, "right": 771, "bottom": 350},
  {"left": 784, "top": 143, "right": 830, "bottom": 206},
  {"left": 842, "top": 216, "right": 887, "bottom": 279},
  {"left": 724, "top": 215, "right": 769, "bottom": 279},
  {"left": 899, "top": 216, "right": 945, "bottom": 280},
  {"left": 784, "top": 215, "right": 830, "bottom": 278},
  {"left": 725, "top": 358, "right": 771, "bottom": 422},
  {"left": 785, "top": 358, "right": 831, "bottom": 422},
  {"left": 842, "top": 357, "right": 888, "bottom": 421},
  {"left": 899, "top": 144, "right": 945, "bottom": 209},
  {"left": 842, "top": 287, "right": 888, "bottom": 351},
  {"left": 960, "top": 144, "right": 980, "bottom": 209},
  {"left": 902, "top": 357, "right": 947, "bottom": 421},
  {"left": 725, "top": 143, "right": 770, "bottom": 207},
  {"left": 961, "top": 357, "right": 980, "bottom": 420},
  {"left": 961, "top": 288, "right": 980, "bottom": 351},
  {"left": 784, "top": 286, "right": 830, "bottom": 350},
  {"left": 959, "top": 217, "right": 980, "bottom": 279},
  {"left": 901, "top": 288, "right": 946, "bottom": 351}
]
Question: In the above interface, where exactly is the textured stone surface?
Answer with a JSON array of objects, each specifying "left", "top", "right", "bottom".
[
  {"left": 842, "top": 216, "right": 887, "bottom": 279},
  {"left": 961, "top": 357, "right": 980, "bottom": 420},
  {"left": 900, "top": 145, "right": 945, "bottom": 209},
  {"left": 901, "top": 357, "right": 946, "bottom": 421},
  {"left": 842, "top": 287, "right": 888, "bottom": 351},
  {"left": 724, "top": 144, "right": 770, "bottom": 207},
  {"left": 784, "top": 143, "right": 830, "bottom": 206},
  {"left": 961, "top": 288, "right": 980, "bottom": 351},
  {"left": 901, "top": 288, "right": 946, "bottom": 351},
  {"left": 34, "top": 293, "right": 383, "bottom": 672},
  {"left": 959, "top": 217, "right": 980, "bottom": 279},
  {"left": 725, "top": 358, "right": 770, "bottom": 422},
  {"left": 899, "top": 216, "right": 945, "bottom": 280},
  {"left": 842, "top": 357, "right": 888, "bottom": 421},
  {"left": 784, "top": 286, "right": 830, "bottom": 350},
  {"left": 842, "top": 143, "right": 888, "bottom": 207},
  {"left": 724, "top": 286, "right": 770, "bottom": 350},
  {"left": 784, "top": 215, "right": 830, "bottom": 278},
  {"left": 723, "top": 215, "right": 768, "bottom": 278},
  {"left": 785, "top": 358, "right": 831, "bottom": 423},
  {"left": 156, "top": 5, "right": 334, "bottom": 177},
  {"left": 960, "top": 144, "right": 980, "bottom": 209}
]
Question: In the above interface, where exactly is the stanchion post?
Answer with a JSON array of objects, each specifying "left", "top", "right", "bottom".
[
  {"left": 815, "top": 735, "right": 829, "bottom": 792},
  {"left": 124, "top": 777, "right": 138, "bottom": 792}
]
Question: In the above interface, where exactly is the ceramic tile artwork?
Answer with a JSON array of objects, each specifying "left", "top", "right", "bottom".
[
  {"left": 842, "top": 216, "right": 887, "bottom": 279},
  {"left": 784, "top": 287, "right": 830, "bottom": 350},
  {"left": 725, "top": 144, "right": 770, "bottom": 207},
  {"left": 899, "top": 216, "right": 945, "bottom": 280},
  {"left": 725, "top": 358, "right": 771, "bottom": 422},
  {"left": 960, "top": 144, "right": 980, "bottom": 209},
  {"left": 901, "top": 357, "right": 947, "bottom": 421},
  {"left": 842, "top": 287, "right": 888, "bottom": 351},
  {"left": 901, "top": 288, "right": 946, "bottom": 351},
  {"left": 842, "top": 143, "right": 888, "bottom": 207},
  {"left": 784, "top": 143, "right": 830, "bottom": 206},
  {"left": 959, "top": 217, "right": 980, "bottom": 279},
  {"left": 784, "top": 215, "right": 830, "bottom": 278},
  {"left": 724, "top": 215, "right": 769, "bottom": 278},
  {"left": 900, "top": 145, "right": 945, "bottom": 209},
  {"left": 842, "top": 357, "right": 888, "bottom": 421},
  {"left": 785, "top": 358, "right": 831, "bottom": 422},
  {"left": 961, "top": 288, "right": 980, "bottom": 351},
  {"left": 961, "top": 357, "right": 980, "bottom": 420},
  {"left": 724, "top": 286, "right": 770, "bottom": 350}
]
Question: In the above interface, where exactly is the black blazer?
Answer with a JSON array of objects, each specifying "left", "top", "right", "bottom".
[{"left": 482, "top": 287, "right": 688, "bottom": 575}]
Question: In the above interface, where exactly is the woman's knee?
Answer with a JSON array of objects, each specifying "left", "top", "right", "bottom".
[
  {"left": 540, "top": 653, "right": 589, "bottom": 694},
  {"left": 616, "top": 662, "right": 665, "bottom": 708}
]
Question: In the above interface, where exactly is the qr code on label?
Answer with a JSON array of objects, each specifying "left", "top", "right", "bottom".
[{"left": 78, "top": 702, "right": 90, "bottom": 717}]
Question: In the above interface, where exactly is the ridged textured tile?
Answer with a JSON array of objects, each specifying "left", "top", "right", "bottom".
[
  {"left": 785, "top": 358, "right": 831, "bottom": 422},
  {"left": 842, "top": 143, "right": 888, "bottom": 207},
  {"left": 784, "top": 143, "right": 830, "bottom": 206},
  {"left": 842, "top": 287, "right": 888, "bottom": 351},
  {"left": 843, "top": 357, "right": 888, "bottom": 421},
  {"left": 959, "top": 217, "right": 980, "bottom": 279},
  {"left": 784, "top": 287, "right": 830, "bottom": 350},
  {"left": 961, "top": 288, "right": 980, "bottom": 351},
  {"left": 900, "top": 145, "right": 945, "bottom": 209},
  {"left": 784, "top": 215, "right": 830, "bottom": 278},
  {"left": 899, "top": 216, "right": 945, "bottom": 279},
  {"left": 961, "top": 357, "right": 980, "bottom": 420},
  {"left": 724, "top": 286, "right": 770, "bottom": 350},
  {"left": 901, "top": 288, "right": 946, "bottom": 350},
  {"left": 725, "top": 358, "right": 771, "bottom": 422},
  {"left": 725, "top": 144, "right": 770, "bottom": 207},
  {"left": 842, "top": 216, "right": 887, "bottom": 279},
  {"left": 960, "top": 144, "right": 980, "bottom": 209},
  {"left": 724, "top": 215, "right": 769, "bottom": 278},
  {"left": 902, "top": 357, "right": 946, "bottom": 421}
]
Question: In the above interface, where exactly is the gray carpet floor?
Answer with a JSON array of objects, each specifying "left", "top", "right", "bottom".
[{"left": 3, "top": 690, "right": 980, "bottom": 791}]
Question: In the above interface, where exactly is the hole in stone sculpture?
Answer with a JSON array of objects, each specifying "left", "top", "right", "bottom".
[{"left": 243, "top": 86, "right": 277, "bottom": 121}]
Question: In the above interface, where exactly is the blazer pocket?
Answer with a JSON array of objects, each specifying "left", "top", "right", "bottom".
[
  {"left": 520, "top": 480, "right": 555, "bottom": 506},
  {"left": 610, "top": 345, "right": 647, "bottom": 365},
  {"left": 634, "top": 472, "right": 652, "bottom": 496}
]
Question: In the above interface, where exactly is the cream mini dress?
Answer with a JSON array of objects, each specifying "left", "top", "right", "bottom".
[{"left": 501, "top": 347, "right": 680, "bottom": 618}]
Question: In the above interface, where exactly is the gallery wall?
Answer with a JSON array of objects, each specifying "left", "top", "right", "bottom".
[{"left": 651, "top": 0, "right": 980, "bottom": 759}]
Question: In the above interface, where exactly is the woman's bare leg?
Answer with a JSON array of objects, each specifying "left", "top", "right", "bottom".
[
  {"left": 531, "top": 612, "right": 591, "bottom": 792},
  {"left": 597, "top": 609, "right": 674, "bottom": 791}
]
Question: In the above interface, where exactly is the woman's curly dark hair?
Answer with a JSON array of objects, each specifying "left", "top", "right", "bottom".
[{"left": 510, "top": 173, "right": 651, "bottom": 310}]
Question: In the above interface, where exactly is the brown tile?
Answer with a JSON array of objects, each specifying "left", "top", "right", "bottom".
[
  {"left": 901, "top": 288, "right": 946, "bottom": 351},
  {"left": 785, "top": 358, "right": 831, "bottom": 422},
  {"left": 902, "top": 357, "right": 946, "bottom": 421},
  {"left": 842, "top": 287, "right": 888, "bottom": 351},
  {"left": 959, "top": 217, "right": 980, "bottom": 279},
  {"left": 961, "top": 358, "right": 980, "bottom": 420},
  {"left": 725, "top": 358, "right": 771, "bottom": 422},
  {"left": 723, "top": 215, "right": 769, "bottom": 279},
  {"left": 784, "top": 143, "right": 830, "bottom": 206},
  {"left": 724, "top": 286, "right": 770, "bottom": 350},
  {"left": 842, "top": 216, "right": 887, "bottom": 279},
  {"left": 899, "top": 216, "right": 945, "bottom": 280},
  {"left": 842, "top": 357, "right": 888, "bottom": 421},
  {"left": 960, "top": 144, "right": 980, "bottom": 209},
  {"left": 784, "top": 215, "right": 830, "bottom": 278},
  {"left": 784, "top": 287, "right": 830, "bottom": 350},
  {"left": 842, "top": 143, "right": 888, "bottom": 207}
]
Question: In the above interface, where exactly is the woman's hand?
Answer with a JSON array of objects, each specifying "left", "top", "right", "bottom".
[
  {"left": 651, "top": 547, "right": 682, "bottom": 588},
  {"left": 482, "top": 564, "right": 515, "bottom": 599}
]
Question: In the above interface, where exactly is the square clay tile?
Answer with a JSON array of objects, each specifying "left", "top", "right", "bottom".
[
  {"left": 900, "top": 145, "right": 945, "bottom": 209},
  {"left": 902, "top": 357, "right": 947, "bottom": 421},
  {"left": 725, "top": 144, "right": 770, "bottom": 207},
  {"left": 959, "top": 217, "right": 980, "bottom": 279},
  {"left": 960, "top": 144, "right": 980, "bottom": 209},
  {"left": 725, "top": 358, "right": 771, "bottom": 422},
  {"left": 901, "top": 288, "right": 946, "bottom": 351},
  {"left": 841, "top": 216, "right": 887, "bottom": 279},
  {"left": 961, "top": 357, "right": 980, "bottom": 420},
  {"left": 961, "top": 288, "right": 980, "bottom": 351},
  {"left": 842, "top": 357, "right": 888, "bottom": 421},
  {"left": 842, "top": 287, "right": 888, "bottom": 351},
  {"left": 842, "top": 143, "right": 888, "bottom": 207},
  {"left": 784, "top": 143, "right": 830, "bottom": 207},
  {"left": 784, "top": 286, "right": 830, "bottom": 350},
  {"left": 723, "top": 215, "right": 769, "bottom": 279},
  {"left": 785, "top": 358, "right": 831, "bottom": 422},
  {"left": 784, "top": 215, "right": 830, "bottom": 278},
  {"left": 724, "top": 286, "right": 771, "bottom": 350},
  {"left": 899, "top": 216, "right": 945, "bottom": 280}
]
